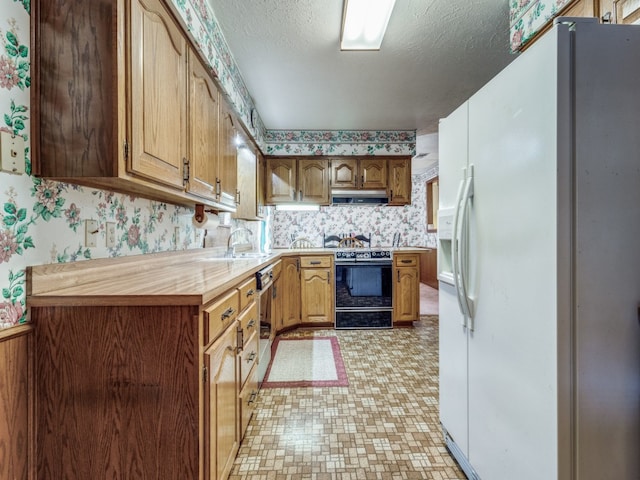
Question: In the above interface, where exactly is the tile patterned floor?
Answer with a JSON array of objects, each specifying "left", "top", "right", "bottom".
[{"left": 229, "top": 314, "right": 466, "bottom": 480}]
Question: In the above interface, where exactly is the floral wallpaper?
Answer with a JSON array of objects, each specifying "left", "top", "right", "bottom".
[
  {"left": 0, "top": 1, "right": 208, "bottom": 330},
  {"left": 510, "top": 0, "right": 572, "bottom": 51},
  {"left": 270, "top": 167, "right": 438, "bottom": 249},
  {"left": 264, "top": 130, "right": 416, "bottom": 156}
]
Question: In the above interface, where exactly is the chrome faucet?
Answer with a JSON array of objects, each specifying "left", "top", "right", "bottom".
[{"left": 226, "top": 228, "right": 253, "bottom": 257}]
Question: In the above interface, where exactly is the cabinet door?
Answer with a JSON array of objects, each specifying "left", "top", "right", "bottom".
[
  {"left": 388, "top": 158, "right": 412, "bottom": 205},
  {"left": 256, "top": 151, "right": 266, "bottom": 218},
  {"left": 234, "top": 137, "right": 258, "bottom": 219},
  {"left": 218, "top": 100, "right": 238, "bottom": 208},
  {"left": 299, "top": 159, "right": 330, "bottom": 204},
  {"left": 266, "top": 158, "right": 297, "bottom": 203},
  {"left": 280, "top": 257, "right": 301, "bottom": 330},
  {"left": 130, "top": 0, "right": 187, "bottom": 189},
  {"left": 205, "top": 325, "right": 239, "bottom": 480},
  {"left": 331, "top": 158, "right": 358, "bottom": 188},
  {"left": 300, "top": 267, "right": 333, "bottom": 324},
  {"left": 360, "top": 158, "right": 388, "bottom": 189},
  {"left": 393, "top": 255, "right": 420, "bottom": 322},
  {"left": 187, "top": 49, "right": 219, "bottom": 200}
]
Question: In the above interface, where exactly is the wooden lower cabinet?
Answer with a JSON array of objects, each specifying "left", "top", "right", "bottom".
[
  {"left": 31, "top": 274, "right": 263, "bottom": 480},
  {"left": 205, "top": 324, "right": 239, "bottom": 480},
  {"left": 279, "top": 257, "right": 301, "bottom": 330},
  {"left": 393, "top": 253, "right": 420, "bottom": 323},
  {"left": 0, "top": 326, "right": 34, "bottom": 480},
  {"left": 33, "top": 305, "right": 201, "bottom": 479},
  {"left": 300, "top": 255, "right": 334, "bottom": 324},
  {"left": 420, "top": 248, "right": 438, "bottom": 289}
]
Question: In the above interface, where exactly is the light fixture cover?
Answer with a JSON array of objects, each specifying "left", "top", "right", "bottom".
[{"left": 341, "top": 0, "right": 396, "bottom": 50}]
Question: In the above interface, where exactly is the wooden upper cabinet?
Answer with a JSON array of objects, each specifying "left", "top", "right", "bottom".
[
  {"left": 388, "top": 158, "right": 412, "bottom": 205},
  {"left": 234, "top": 132, "right": 265, "bottom": 220},
  {"left": 187, "top": 48, "right": 219, "bottom": 200},
  {"left": 361, "top": 158, "right": 388, "bottom": 189},
  {"left": 31, "top": 0, "right": 242, "bottom": 211},
  {"left": 129, "top": 0, "right": 187, "bottom": 189},
  {"left": 331, "top": 157, "right": 387, "bottom": 189},
  {"left": 298, "top": 159, "right": 330, "bottom": 204},
  {"left": 266, "top": 157, "right": 297, "bottom": 203},
  {"left": 331, "top": 158, "right": 358, "bottom": 188},
  {"left": 218, "top": 99, "right": 238, "bottom": 208}
]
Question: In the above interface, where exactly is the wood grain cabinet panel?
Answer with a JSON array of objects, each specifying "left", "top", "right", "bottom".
[
  {"left": 0, "top": 326, "right": 34, "bottom": 480},
  {"left": 205, "top": 323, "right": 239, "bottom": 480},
  {"left": 393, "top": 253, "right": 420, "bottom": 323},
  {"left": 130, "top": 0, "right": 187, "bottom": 188},
  {"left": 388, "top": 158, "right": 412, "bottom": 205},
  {"left": 279, "top": 257, "right": 301, "bottom": 331},
  {"left": 33, "top": 305, "right": 200, "bottom": 479},
  {"left": 31, "top": 0, "right": 238, "bottom": 211},
  {"left": 218, "top": 99, "right": 239, "bottom": 208},
  {"left": 266, "top": 157, "right": 297, "bottom": 203},
  {"left": 187, "top": 47, "right": 220, "bottom": 200},
  {"left": 331, "top": 157, "right": 387, "bottom": 189},
  {"left": 266, "top": 157, "right": 330, "bottom": 205},
  {"left": 300, "top": 255, "right": 334, "bottom": 324}
]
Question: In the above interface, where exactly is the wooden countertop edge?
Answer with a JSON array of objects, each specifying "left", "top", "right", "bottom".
[{"left": 27, "top": 247, "right": 431, "bottom": 306}]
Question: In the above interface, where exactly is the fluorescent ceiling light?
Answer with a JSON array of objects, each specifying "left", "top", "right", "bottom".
[{"left": 341, "top": 0, "right": 396, "bottom": 51}]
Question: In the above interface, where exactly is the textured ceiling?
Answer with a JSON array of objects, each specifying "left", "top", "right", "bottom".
[{"left": 209, "top": 0, "right": 516, "bottom": 135}]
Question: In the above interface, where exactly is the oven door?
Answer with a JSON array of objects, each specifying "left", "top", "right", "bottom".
[{"left": 334, "top": 260, "right": 393, "bottom": 329}]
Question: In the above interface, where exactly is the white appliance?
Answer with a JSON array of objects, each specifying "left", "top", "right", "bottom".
[{"left": 437, "top": 18, "right": 640, "bottom": 480}]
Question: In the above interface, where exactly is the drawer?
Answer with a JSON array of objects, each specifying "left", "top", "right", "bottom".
[
  {"left": 238, "top": 302, "right": 258, "bottom": 347},
  {"left": 271, "top": 259, "right": 282, "bottom": 279},
  {"left": 204, "top": 289, "right": 239, "bottom": 345},
  {"left": 238, "top": 276, "right": 257, "bottom": 312},
  {"left": 239, "top": 331, "right": 258, "bottom": 388},
  {"left": 300, "top": 255, "right": 332, "bottom": 268},
  {"left": 394, "top": 254, "right": 418, "bottom": 267},
  {"left": 239, "top": 365, "right": 258, "bottom": 440}
]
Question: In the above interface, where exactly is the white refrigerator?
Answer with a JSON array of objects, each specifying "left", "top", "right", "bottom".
[{"left": 438, "top": 18, "right": 640, "bottom": 480}]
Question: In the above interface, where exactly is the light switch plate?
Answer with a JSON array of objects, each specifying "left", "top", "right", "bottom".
[
  {"left": 106, "top": 222, "right": 116, "bottom": 248},
  {"left": 85, "top": 220, "right": 98, "bottom": 247},
  {"left": 175, "top": 226, "right": 181, "bottom": 248},
  {"left": 0, "top": 131, "right": 26, "bottom": 175}
]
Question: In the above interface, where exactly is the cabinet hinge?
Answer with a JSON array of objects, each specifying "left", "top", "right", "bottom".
[
  {"left": 202, "top": 365, "right": 208, "bottom": 383},
  {"left": 183, "top": 157, "right": 190, "bottom": 185},
  {"left": 123, "top": 140, "right": 129, "bottom": 160}
]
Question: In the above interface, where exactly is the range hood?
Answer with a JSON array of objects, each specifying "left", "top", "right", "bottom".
[{"left": 331, "top": 189, "right": 389, "bottom": 206}]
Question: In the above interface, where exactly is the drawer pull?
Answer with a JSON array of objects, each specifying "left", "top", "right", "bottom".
[
  {"left": 247, "top": 319, "right": 256, "bottom": 328},
  {"left": 246, "top": 351, "right": 256, "bottom": 363},
  {"left": 310, "top": 260, "right": 321, "bottom": 265},
  {"left": 246, "top": 289, "right": 255, "bottom": 297},
  {"left": 401, "top": 259, "right": 412, "bottom": 264},
  {"left": 248, "top": 391, "right": 258, "bottom": 405},
  {"left": 221, "top": 307, "right": 235, "bottom": 320}
]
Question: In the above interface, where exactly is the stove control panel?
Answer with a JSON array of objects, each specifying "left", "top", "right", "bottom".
[{"left": 335, "top": 250, "right": 391, "bottom": 260}]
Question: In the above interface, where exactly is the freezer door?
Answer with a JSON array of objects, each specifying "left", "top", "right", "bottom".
[{"left": 465, "top": 25, "right": 563, "bottom": 480}]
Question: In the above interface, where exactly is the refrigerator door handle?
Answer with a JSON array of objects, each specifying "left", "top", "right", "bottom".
[
  {"left": 458, "top": 165, "right": 476, "bottom": 325},
  {"left": 452, "top": 168, "right": 470, "bottom": 323}
]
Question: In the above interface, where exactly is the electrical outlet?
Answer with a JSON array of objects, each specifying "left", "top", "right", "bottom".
[
  {"left": 0, "top": 131, "right": 26, "bottom": 175},
  {"left": 85, "top": 220, "right": 98, "bottom": 247},
  {"left": 175, "top": 226, "right": 182, "bottom": 247},
  {"left": 106, "top": 222, "right": 116, "bottom": 248}
]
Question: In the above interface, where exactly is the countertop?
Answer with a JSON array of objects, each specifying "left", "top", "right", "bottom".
[{"left": 27, "top": 247, "right": 428, "bottom": 307}]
